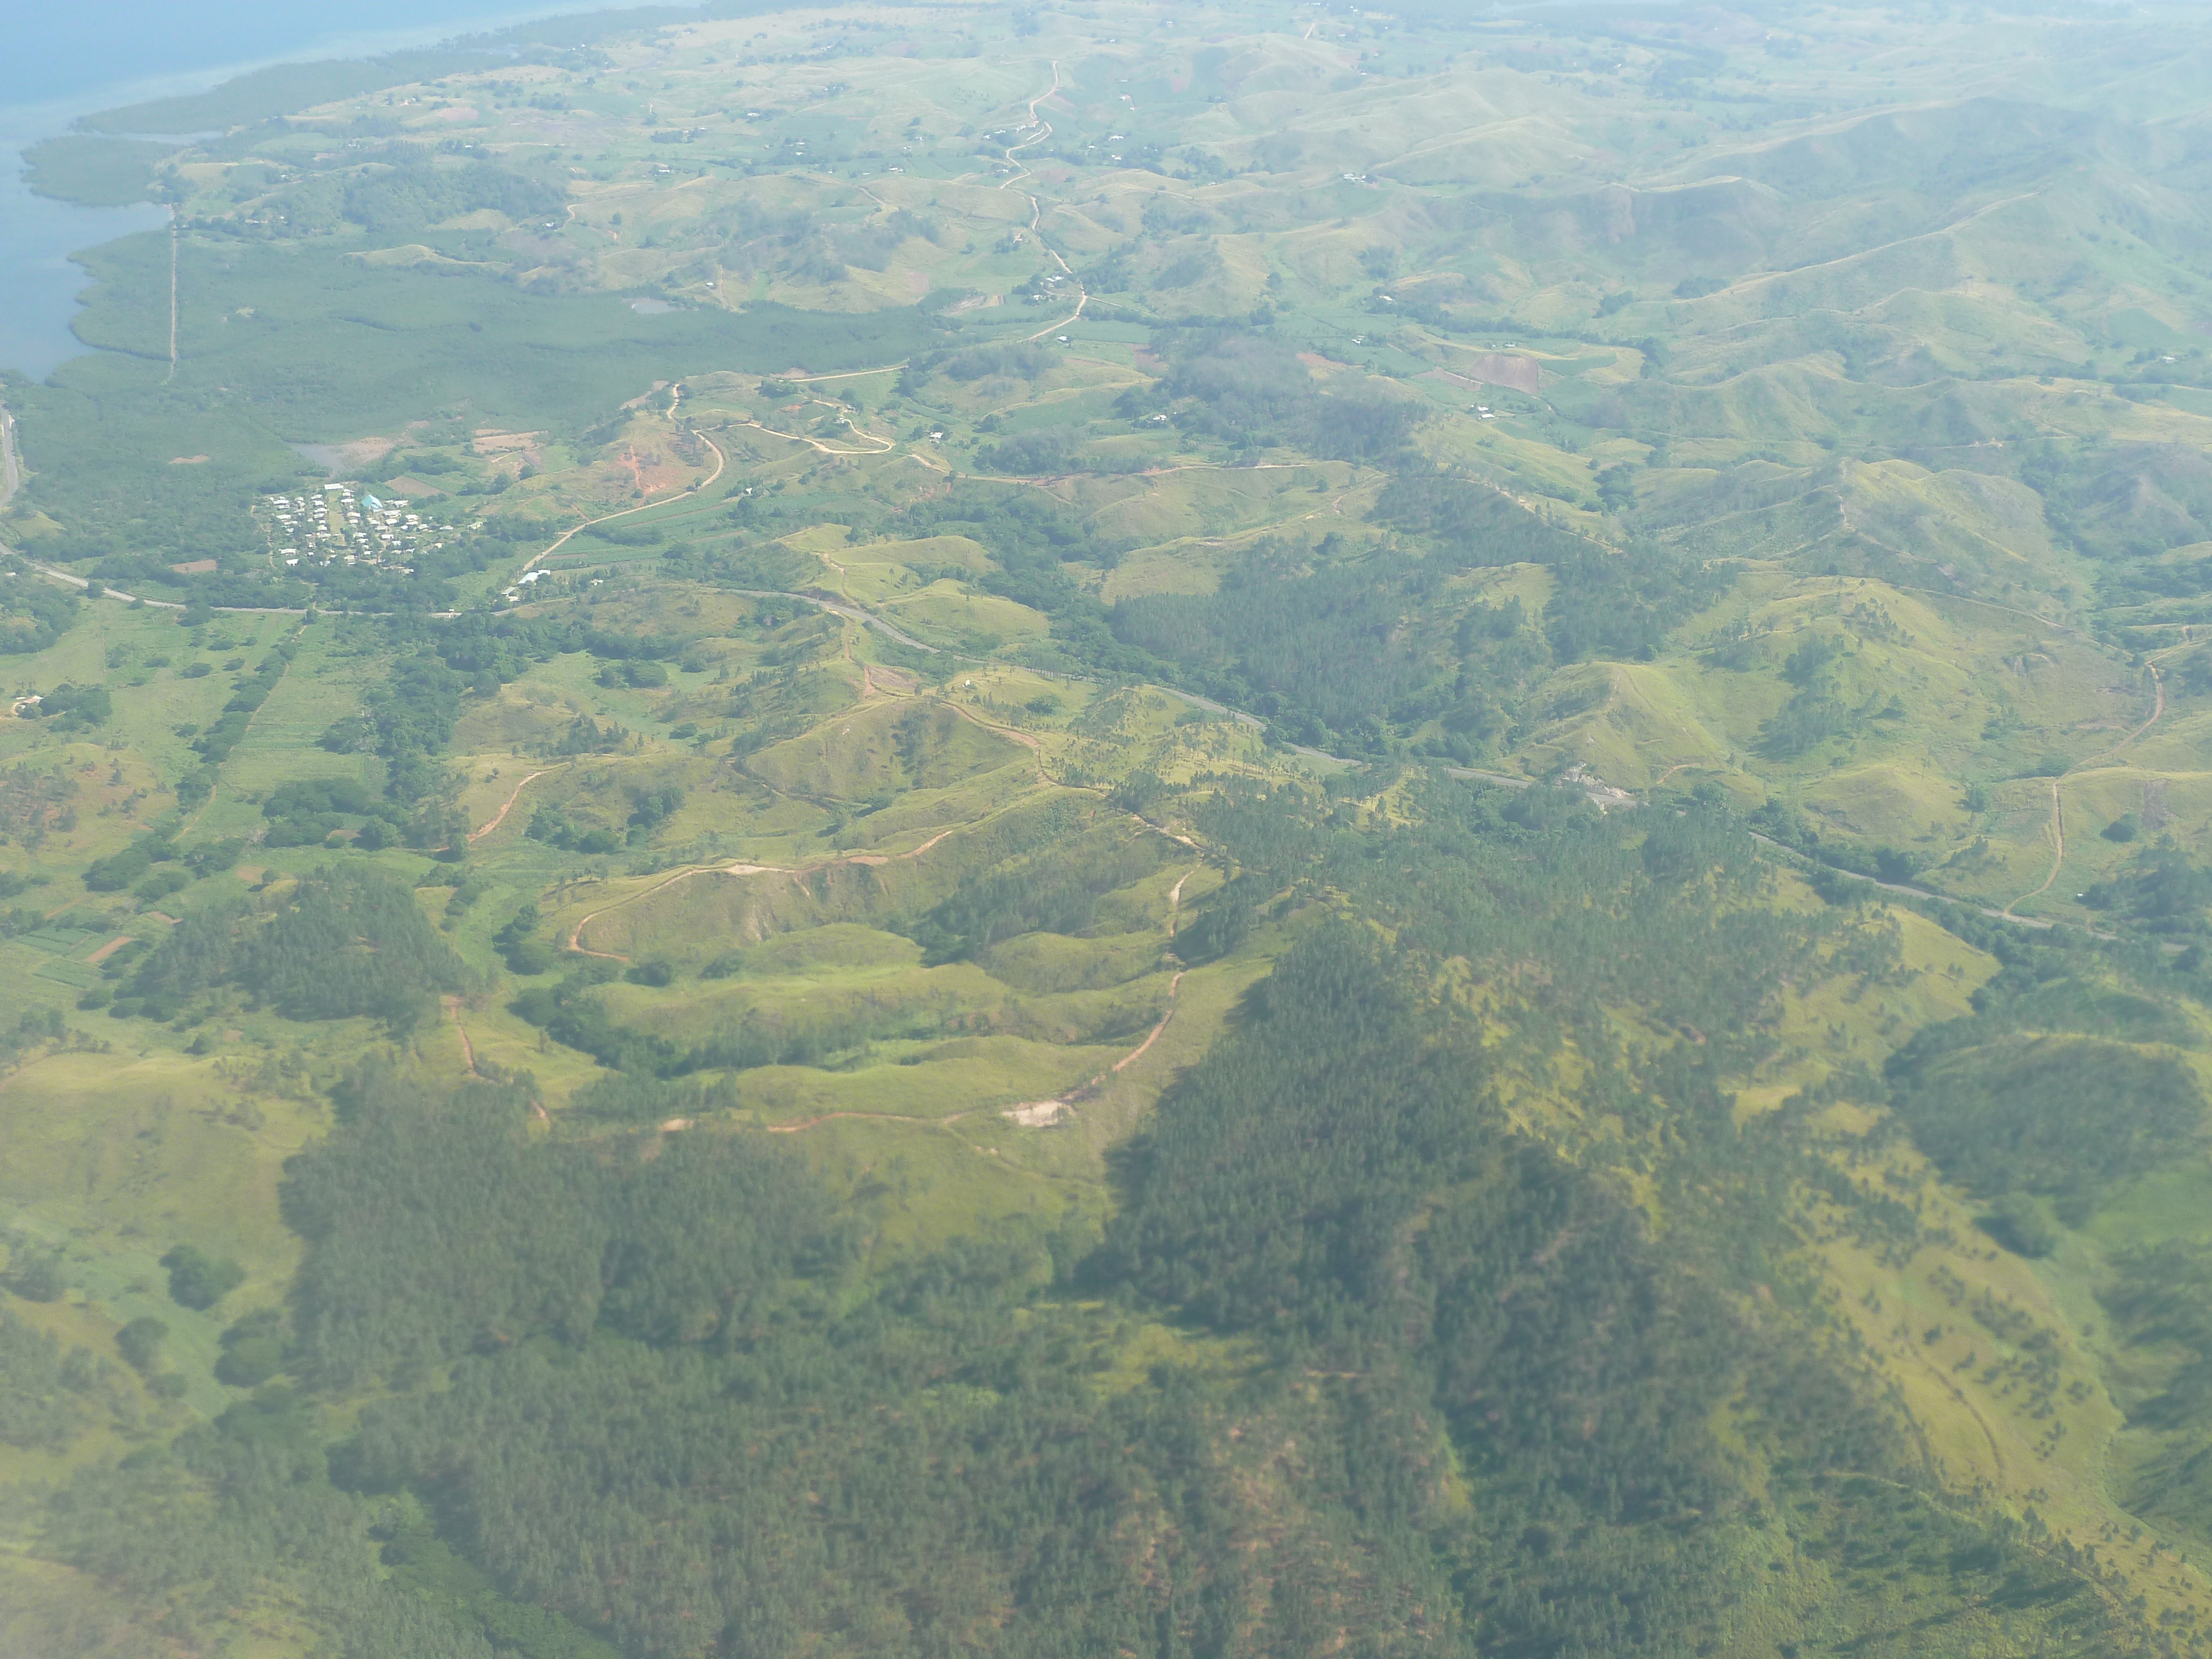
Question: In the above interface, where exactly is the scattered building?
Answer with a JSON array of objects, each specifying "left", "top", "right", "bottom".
[{"left": 254, "top": 483, "right": 447, "bottom": 575}]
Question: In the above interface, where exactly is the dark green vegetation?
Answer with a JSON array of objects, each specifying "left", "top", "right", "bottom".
[
  {"left": 19, "top": 683, "right": 109, "bottom": 729},
  {"left": 1881, "top": 925, "right": 2211, "bottom": 1218},
  {"left": 1889, "top": 1027, "right": 2201, "bottom": 1225},
  {"left": 159, "top": 1246, "right": 244, "bottom": 1312},
  {"left": 1148, "top": 331, "right": 1423, "bottom": 460},
  {"left": 0, "top": 1310, "right": 122, "bottom": 1452},
  {"left": 2, "top": 234, "right": 959, "bottom": 610},
  {"left": 71, "top": 5, "right": 802, "bottom": 138},
  {"left": 118, "top": 868, "right": 470, "bottom": 1030},
  {"left": 20, "top": 906, "right": 2122, "bottom": 1659},
  {"left": 2103, "top": 1240, "right": 2212, "bottom": 1443},
  {"left": 287, "top": 1065, "right": 839, "bottom": 1389},
  {"left": 1106, "top": 515, "right": 1718, "bottom": 753},
  {"left": 908, "top": 820, "right": 1177, "bottom": 964},
  {"left": 12, "top": 663, "right": 2194, "bottom": 1655},
  {"left": 19, "top": 137, "right": 178, "bottom": 209},
  {"left": 0, "top": 560, "right": 79, "bottom": 653}
]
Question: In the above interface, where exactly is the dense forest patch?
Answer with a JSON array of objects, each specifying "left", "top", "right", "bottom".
[
  {"left": 1886, "top": 1018, "right": 2204, "bottom": 1222},
  {"left": 251, "top": 928, "right": 2098, "bottom": 1659},
  {"left": 119, "top": 868, "right": 470, "bottom": 1029}
]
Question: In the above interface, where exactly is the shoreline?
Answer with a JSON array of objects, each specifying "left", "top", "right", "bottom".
[
  {"left": 0, "top": 0, "right": 669, "bottom": 138},
  {"left": 0, "top": 0, "right": 692, "bottom": 381}
]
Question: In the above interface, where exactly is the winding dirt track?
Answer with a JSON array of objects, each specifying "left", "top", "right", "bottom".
[
  {"left": 673, "top": 852, "right": 1203, "bottom": 1139},
  {"left": 766, "top": 1110, "right": 938, "bottom": 1135},
  {"left": 523, "top": 429, "right": 726, "bottom": 576},
  {"left": 940, "top": 698, "right": 1044, "bottom": 753},
  {"left": 469, "top": 769, "right": 554, "bottom": 843},
  {"left": 737, "top": 416, "right": 893, "bottom": 457},
  {"left": 989, "top": 863, "right": 1199, "bottom": 1129},
  {"left": 1107, "top": 970, "right": 1185, "bottom": 1076},
  {"left": 1897, "top": 1322, "right": 2009, "bottom": 1487},
  {"left": 563, "top": 823, "right": 974, "bottom": 958},
  {"left": 2004, "top": 664, "right": 2164, "bottom": 918},
  {"left": 447, "top": 997, "right": 479, "bottom": 1076},
  {"left": 993, "top": 63, "right": 1090, "bottom": 343}
]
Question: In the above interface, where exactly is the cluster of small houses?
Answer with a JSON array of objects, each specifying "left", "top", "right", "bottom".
[{"left": 255, "top": 483, "right": 435, "bottom": 573}]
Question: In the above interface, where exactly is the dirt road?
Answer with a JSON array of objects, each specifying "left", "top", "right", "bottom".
[
  {"left": 997, "top": 862, "right": 1199, "bottom": 1128},
  {"left": 2004, "top": 663, "right": 2164, "bottom": 918},
  {"left": 523, "top": 429, "right": 726, "bottom": 575},
  {"left": 469, "top": 770, "right": 555, "bottom": 843},
  {"left": 994, "top": 63, "right": 1090, "bottom": 343},
  {"left": 565, "top": 821, "right": 978, "bottom": 956}
]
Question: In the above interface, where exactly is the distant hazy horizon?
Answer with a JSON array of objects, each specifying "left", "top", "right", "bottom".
[{"left": 0, "top": 1, "right": 677, "bottom": 116}]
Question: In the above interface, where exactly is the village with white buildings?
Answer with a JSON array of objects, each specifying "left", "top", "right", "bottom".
[{"left": 251, "top": 482, "right": 444, "bottom": 576}]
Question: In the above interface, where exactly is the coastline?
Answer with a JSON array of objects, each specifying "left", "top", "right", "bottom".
[{"left": 0, "top": 0, "right": 692, "bottom": 381}]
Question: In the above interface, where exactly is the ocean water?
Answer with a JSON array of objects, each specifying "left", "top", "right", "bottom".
[
  {"left": 0, "top": 186, "right": 168, "bottom": 380},
  {"left": 0, "top": 0, "right": 681, "bottom": 380}
]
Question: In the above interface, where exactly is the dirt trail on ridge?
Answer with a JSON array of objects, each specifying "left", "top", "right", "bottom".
[{"left": 2005, "top": 664, "right": 2164, "bottom": 918}]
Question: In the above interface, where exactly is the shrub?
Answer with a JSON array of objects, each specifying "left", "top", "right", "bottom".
[
  {"left": 26, "top": 684, "right": 111, "bottom": 727},
  {"left": 133, "top": 868, "right": 190, "bottom": 904},
  {"left": 116, "top": 1316, "right": 168, "bottom": 1373},
  {"left": 84, "top": 848, "right": 152, "bottom": 891},
  {"left": 4, "top": 1248, "right": 67, "bottom": 1303},
  {"left": 215, "top": 1311, "right": 287, "bottom": 1387},
  {"left": 507, "top": 940, "right": 555, "bottom": 976},
  {"left": 162, "top": 1244, "right": 246, "bottom": 1311},
  {"left": 215, "top": 1336, "right": 284, "bottom": 1387},
  {"left": 1978, "top": 1193, "right": 2059, "bottom": 1258}
]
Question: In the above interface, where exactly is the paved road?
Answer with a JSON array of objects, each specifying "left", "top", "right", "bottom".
[
  {"left": 1444, "top": 763, "right": 1638, "bottom": 810},
  {"left": 12, "top": 555, "right": 308, "bottom": 615},
  {"left": 1, "top": 409, "right": 314, "bottom": 614},
  {"left": 1744, "top": 830, "right": 2088, "bottom": 934},
  {"left": 1157, "top": 686, "right": 1264, "bottom": 729},
  {"left": 1444, "top": 765, "right": 1533, "bottom": 789},
  {"left": 0, "top": 403, "right": 20, "bottom": 510}
]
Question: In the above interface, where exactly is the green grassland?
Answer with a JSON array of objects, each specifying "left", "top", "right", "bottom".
[
  {"left": 9, "top": 0, "right": 2212, "bottom": 1653},
  {"left": 10, "top": 560, "right": 2206, "bottom": 1652}
]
